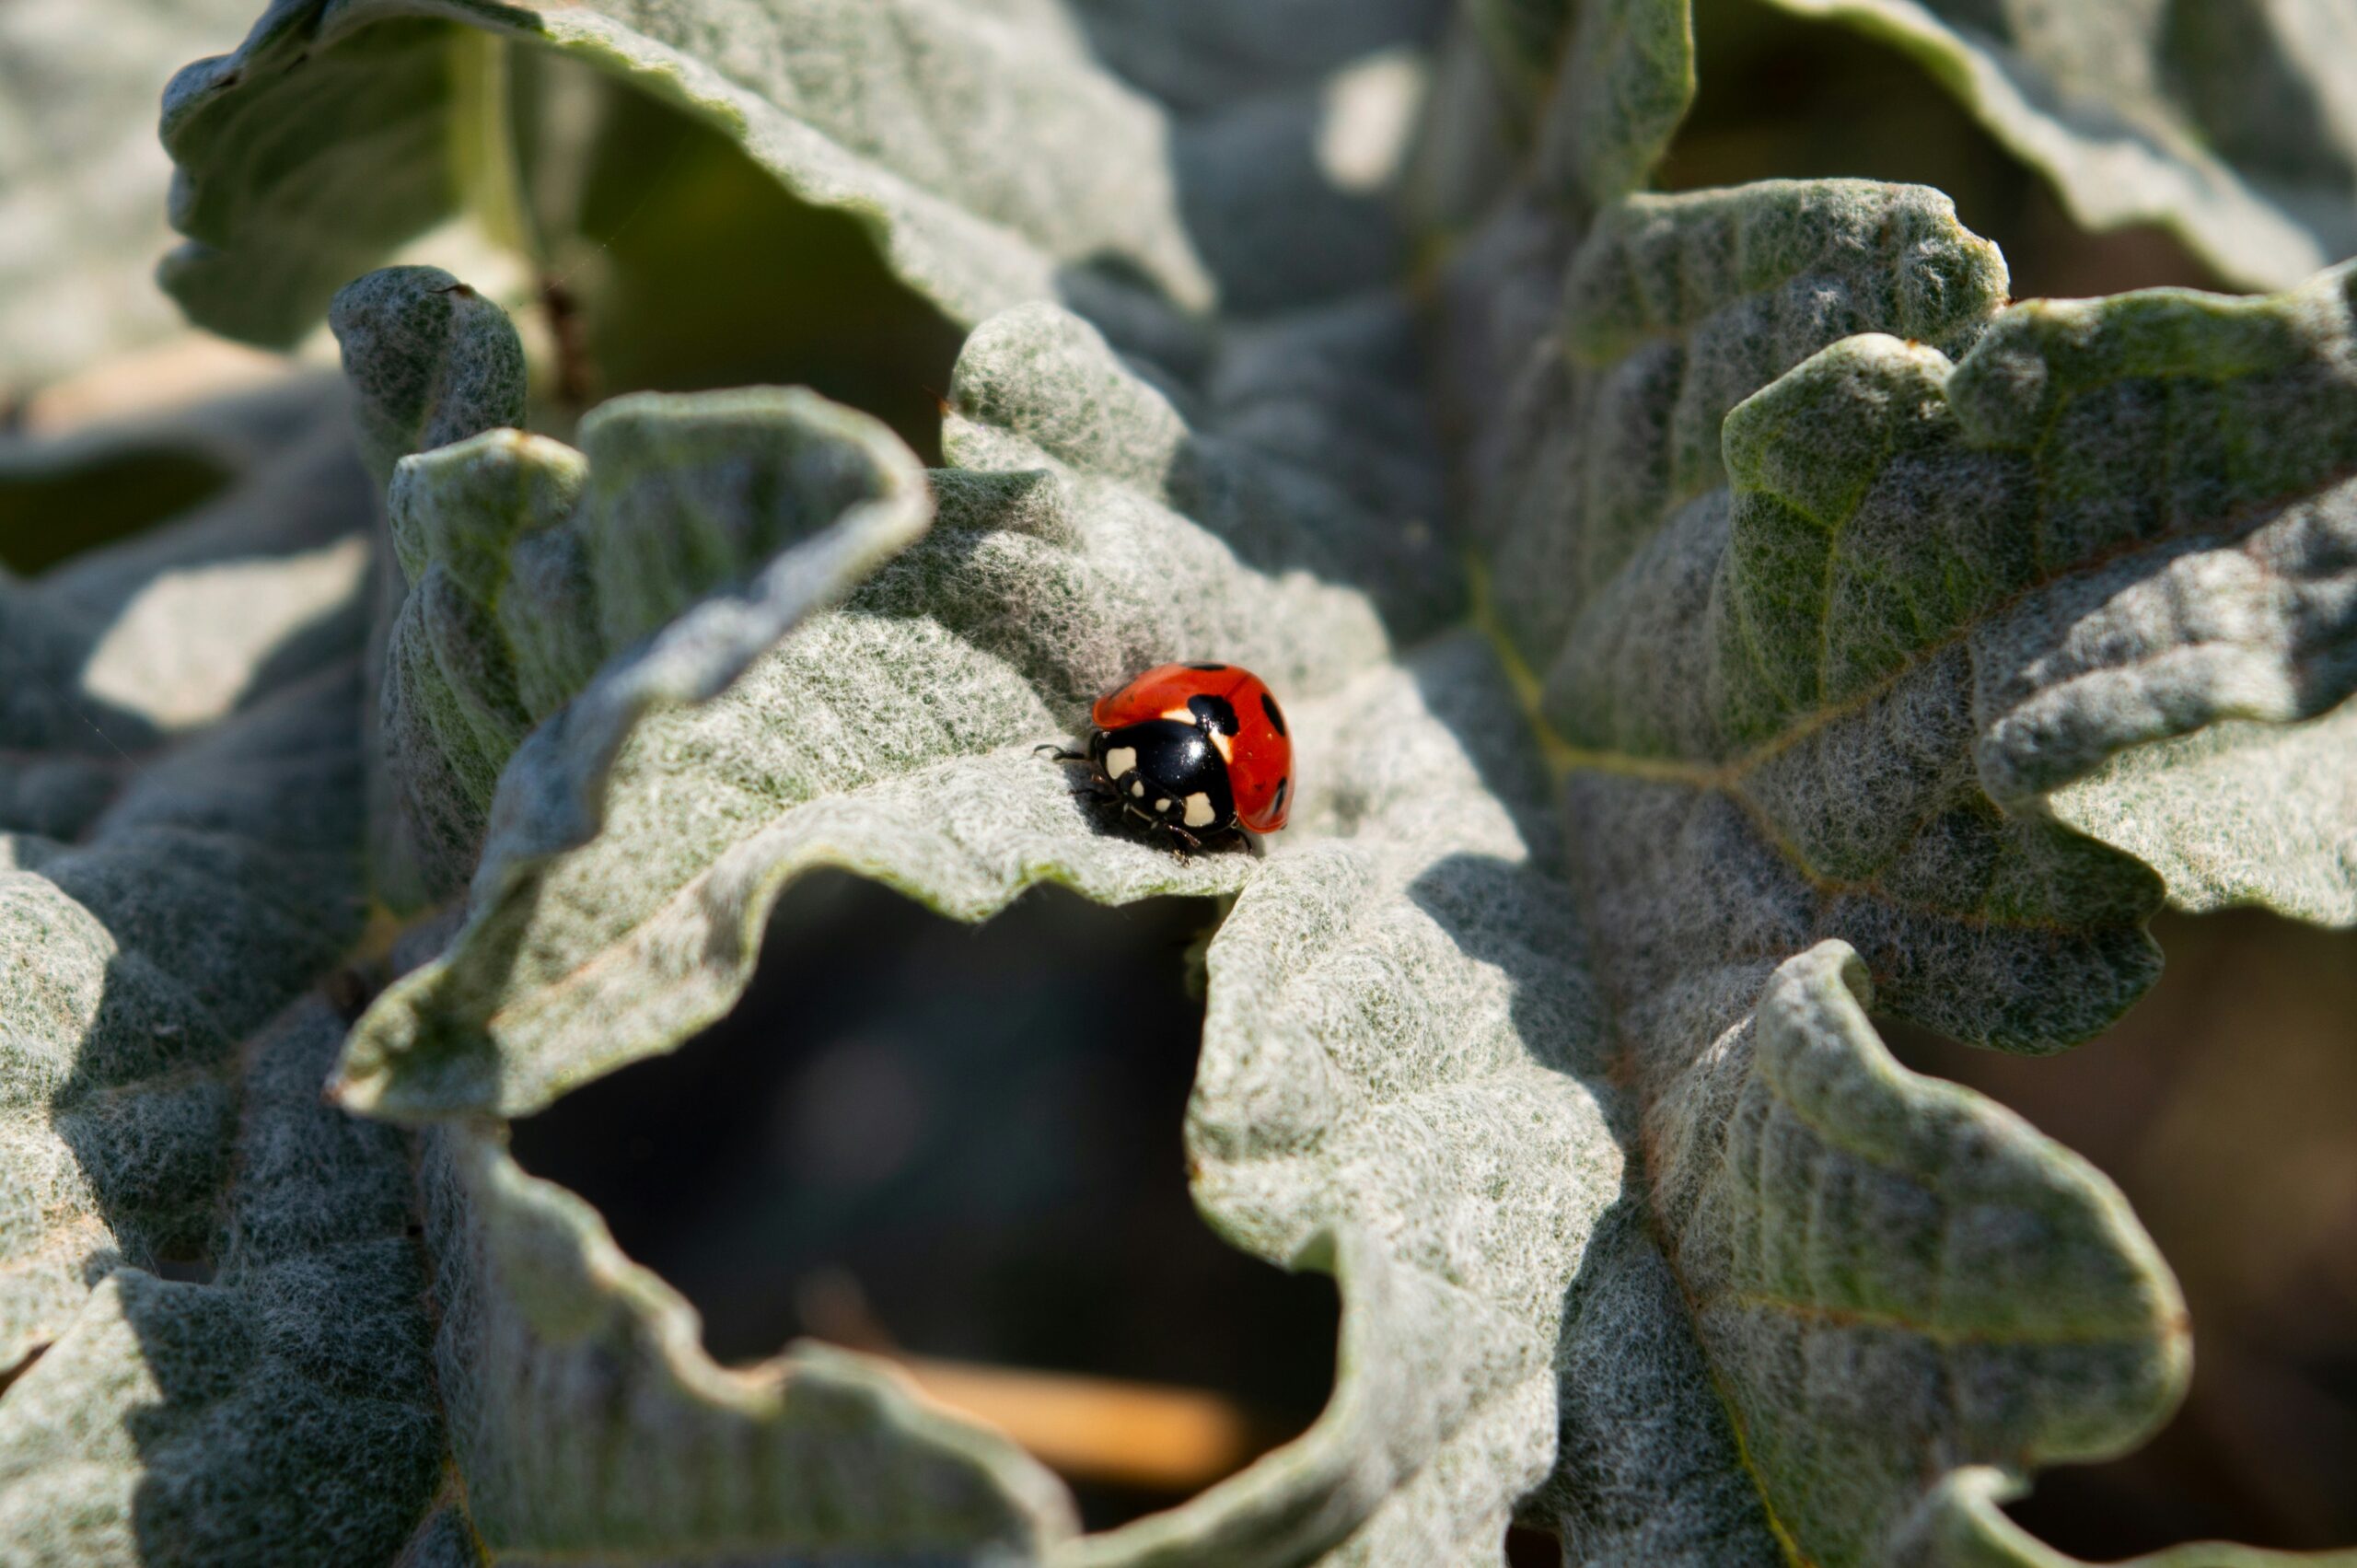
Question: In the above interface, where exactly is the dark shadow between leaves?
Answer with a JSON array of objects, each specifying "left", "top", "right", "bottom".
[
  {"left": 505, "top": 870, "right": 1339, "bottom": 1530},
  {"left": 0, "top": 447, "right": 233, "bottom": 576},
  {"left": 1668, "top": 0, "right": 2229, "bottom": 299},
  {"left": 1069, "top": 2, "right": 1449, "bottom": 116},
  {"left": 500, "top": 48, "right": 969, "bottom": 461}
]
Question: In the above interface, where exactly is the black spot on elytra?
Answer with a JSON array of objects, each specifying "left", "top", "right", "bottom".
[
  {"left": 1271, "top": 777, "right": 1289, "bottom": 816},
  {"left": 1189, "top": 693, "right": 1240, "bottom": 736},
  {"left": 1260, "top": 691, "right": 1288, "bottom": 737},
  {"left": 1186, "top": 661, "right": 1229, "bottom": 671}
]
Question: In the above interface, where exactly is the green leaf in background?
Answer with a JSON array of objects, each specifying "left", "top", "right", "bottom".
[
  {"left": 158, "top": 0, "right": 1217, "bottom": 347},
  {"left": 157, "top": 0, "right": 1445, "bottom": 441},
  {"left": 1748, "top": 0, "right": 2357, "bottom": 292},
  {"left": 0, "top": 0, "right": 260, "bottom": 392}
]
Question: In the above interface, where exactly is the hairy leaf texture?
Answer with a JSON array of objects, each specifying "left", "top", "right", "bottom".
[{"left": 0, "top": 0, "right": 2339, "bottom": 1563}]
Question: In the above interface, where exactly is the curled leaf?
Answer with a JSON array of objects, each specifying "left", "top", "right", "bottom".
[{"left": 1752, "top": 0, "right": 2357, "bottom": 291}]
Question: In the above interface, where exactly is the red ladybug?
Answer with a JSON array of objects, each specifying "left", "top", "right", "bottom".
[{"left": 1040, "top": 662, "right": 1293, "bottom": 851}]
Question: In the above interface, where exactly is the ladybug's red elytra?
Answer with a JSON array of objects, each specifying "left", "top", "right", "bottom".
[{"left": 1039, "top": 662, "right": 1293, "bottom": 852}]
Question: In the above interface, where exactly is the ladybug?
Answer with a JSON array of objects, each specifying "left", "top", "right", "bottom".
[{"left": 1040, "top": 662, "right": 1293, "bottom": 852}]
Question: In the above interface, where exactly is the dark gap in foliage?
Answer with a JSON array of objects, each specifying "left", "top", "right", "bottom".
[
  {"left": 507, "top": 871, "right": 1339, "bottom": 1529},
  {"left": 1668, "top": 0, "right": 2225, "bottom": 302},
  {"left": 0, "top": 448, "right": 232, "bottom": 575},
  {"left": 145, "top": 1253, "right": 216, "bottom": 1286},
  {"left": 503, "top": 47, "right": 967, "bottom": 460},
  {"left": 1883, "top": 909, "right": 2357, "bottom": 1555},
  {"left": 1504, "top": 1523, "right": 1562, "bottom": 1564}
]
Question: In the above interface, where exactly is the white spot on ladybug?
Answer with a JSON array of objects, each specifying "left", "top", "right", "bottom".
[
  {"left": 1182, "top": 793, "right": 1215, "bottom": 828},
  {"left": 1155, "top": 797, "right": 1172, "bottom": 812},
  {"left": 1130, "top": 780, "right": 1145, "bottom": 797},
  {"left": 1209, "top": 729, "right": 1234, "bottom": 762},
  {"left": 1159, "top": 704, "right": 1194, "bottom": 724},
  {"left": 1105, "top": 746, "right": 1137, "bottom": 779}
]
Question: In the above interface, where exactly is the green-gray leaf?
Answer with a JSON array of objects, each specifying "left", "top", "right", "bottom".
[
  {"left": 327, "top": 263, "right": 532, "bottom": 909},
  {"left": 0, "top": 998, "right": 442, "bottom": 1566},
  {"left": 1577, "top": 939, "right": 2182, "bottom": 1564},
  {"left": 1435, "top": 75, "right": 2351, "bottom": 1559},
  {"left": 338, "top": 293, "right": 1598, "bottom": 1562},
  {"left": 1749, "top": 0, "right": 2357, "bottom": 292},
  {"left": 1418, "top": 0, "right": 1692, "bottom": 223},
  {"left": 331, "top": 265, "right": 527, "bottom": 495},
  {"left": 345, "top": 260, "right": 932, "bottom": 899},
  {"left": 1, "top": 386, "right": 373, "bottom": 1359},
  {"left": 1472, "top": 182, "right": 2357, "bottom": 1038},
  {"left": 128, "top": 1, "right": 2357, "bottom": 1562},
  {"left": 334, "top": 281, "right": 2212, "bottom": 1564},
  {"left": 0, "top": 387, "right": 437, "bottom": 1562}
]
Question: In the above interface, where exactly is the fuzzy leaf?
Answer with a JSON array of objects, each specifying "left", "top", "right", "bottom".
[
  {"left": 0, "top": 379, "right": 374, "bottom": 764},
  {"left": 157, "top": 0, "right": 1455, "bottom": 396},
  {"left": 0, "top": 387, "right": 373, "bottom": 1366},
  {"left": 2039, "top": 705, "right": 2357, "bottom": 926},
  {"left": 1752, "top": 0, "right": 2357, "bottom": 291},
  {"left": 371, "top": 375, "right": 933, "bottom": 898},
  {"left": 326, "top": 262, "right": 533, "bottom": 910},
  {"left": 1415, "top": 0, "right": 1692, "bottom": 227},
  {"left": 324, "top": 265, "right": 935, "bottom": 903},
  {"left": 1563, "top": 938, "right": 2185, "bottom": 1563},
  {"left": 0, "top": 999, "right": 442, "bottom": 1566},
  {"left": 334, "top": 295, "right": 1422, "bottom": 1119},
  {"left": 331, "top": 281, "right": 2213, "bottom": 1565},
  {"left": 131, "top": 2, "right": 2357, "bottom": 1562},
  {"left": 0, "top": 388, "right": 435, "bottom": 1562},
  {"left": 337, "top": 296, "right": 1617, "bottom": 1562},
  {"left": 330, "top": 266, "right": 527, "bottom": 494},
  {"left": 1469, "top": 184, "right": 2357, "bottom": 1027},
  {"left": 1440, "top": 116, "right": 2349, "bottom": 1566}
]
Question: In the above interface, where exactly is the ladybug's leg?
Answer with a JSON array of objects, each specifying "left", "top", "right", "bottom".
[
  {"left": 1239, "top": 829, "right": 1266, "bottom": 860},
  {"left": 1039, "top": 742, "right": 1121, "bottom": 810},
  {"left": 1164, "top": 824, "right": 1204, "bottom": 856}
]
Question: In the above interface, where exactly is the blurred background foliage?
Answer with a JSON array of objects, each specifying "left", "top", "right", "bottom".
[{"left": 0, "top": 0, "right": 2350, "bottom": 1559}]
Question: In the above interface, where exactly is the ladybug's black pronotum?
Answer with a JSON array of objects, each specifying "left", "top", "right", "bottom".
[{"left": 1039, "top": 662, "right": 1293, "bottom": 851}]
